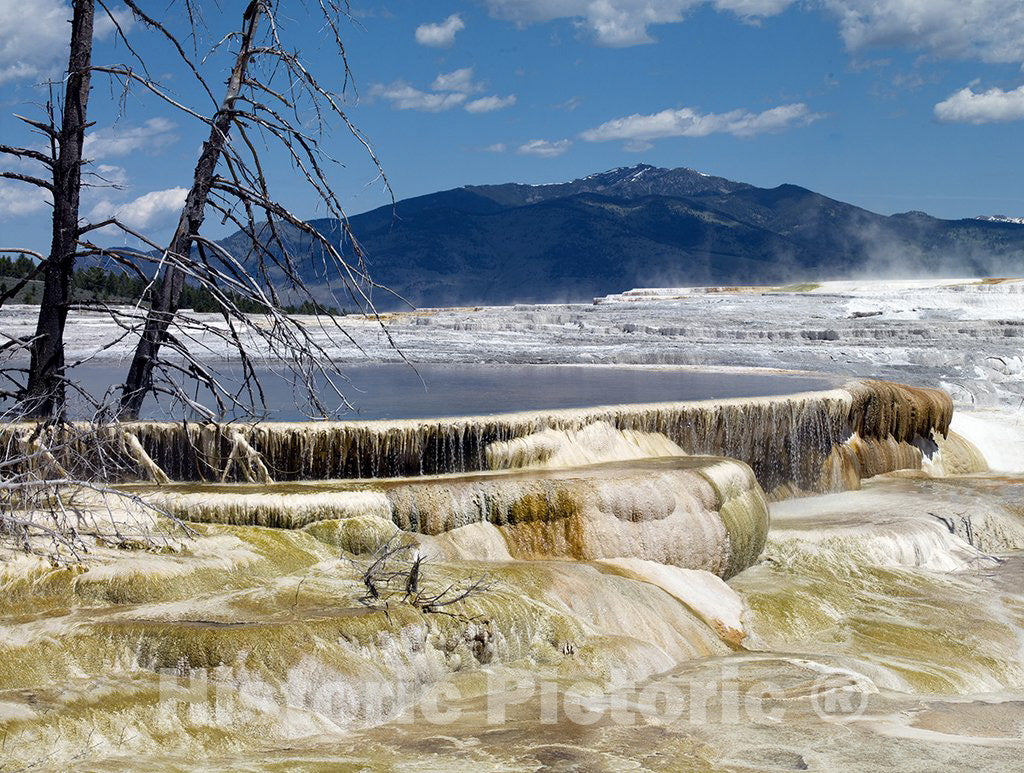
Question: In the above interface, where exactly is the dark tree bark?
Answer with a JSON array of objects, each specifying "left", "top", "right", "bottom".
[
  {"left": 118, "top": 0, "right": 262, "bottom": 420},
  {"left": 22, "top": 0, "right": 95, "bottom": 418}
]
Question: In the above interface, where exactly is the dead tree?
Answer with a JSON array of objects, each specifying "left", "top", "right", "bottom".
[
  {"left": 5, "top": 0, "right": 396, "bottom": 423},
  {"left": 4, "top": 0, "right": 95, "bottom": 418},
  {"left": 117, "top": 1, "right": 262, "bottom": 419},
  {"left": 0, "top": 1, "right": 393, "bottom": 558},
  {"left": 0, "top": 0, "right": 191, "bottom": 562},
  {"left": 103, "top": 0, "right": 398, "bottom": 421}
]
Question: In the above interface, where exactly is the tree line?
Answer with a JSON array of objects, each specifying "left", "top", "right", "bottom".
[{"left": 0, "top": 255, "right": 341, "bottom": 316}]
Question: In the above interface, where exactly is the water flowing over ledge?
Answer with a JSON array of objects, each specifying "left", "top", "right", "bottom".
[
  {"left": 145, "top": 456, "right": 770, "bottom": 580},
  {"left": 90, "top": 378, "right": 955, "bottom": 495},
  {"left": 0, "top": 377, "right": 964, "bottom": 583}
]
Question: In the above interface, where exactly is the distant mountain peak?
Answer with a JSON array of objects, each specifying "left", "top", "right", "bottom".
[
  {"left": 464, "top": 163, "right": 746, "bottom": 208},
  {"left": 209, "top": 161, "right": 1024, "bottom": 311},
  {"left": 583, "top": 162, "right": 658, "bottom": 178}
]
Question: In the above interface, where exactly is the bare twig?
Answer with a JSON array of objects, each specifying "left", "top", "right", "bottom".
[{"left": 356, "top": 537, "right": 493, "bottom": 620}]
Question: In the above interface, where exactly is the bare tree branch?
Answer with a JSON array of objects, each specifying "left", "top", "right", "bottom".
[
  {"left": 0, "top": 172, "right": 54, "bottom": 190},
  {"left": 0, "top": 144, "right": 54, "bottom": 167}
]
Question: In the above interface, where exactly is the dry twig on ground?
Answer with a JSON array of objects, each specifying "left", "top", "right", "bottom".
[{"left": 357, "top": 536, "right": 494, "bottom": 620}]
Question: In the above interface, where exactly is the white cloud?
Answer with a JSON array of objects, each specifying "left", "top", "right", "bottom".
[
  {"left": 486, "top": 0, "right": 1024, "bottom": 62},
  {"left": 517, "top": 138, "right": 571, "bottom": 157},
  {"left": 715, "top": 0, "right": 792, "bottom": 17},
  {"left": 415, "top": 13, "right": 465, "bottom": 47},
  {"left": 581, "top": 102, "right": 821, "bottom": 143},
  {"left": 85, "top": 118, "right": 177, "bottom": 161},
  {"left": 484, "top": 143, "right": 508, "bottom": 152},
  {"left": 431, "top": 67, "right": 482, "bottom": 93},
  {"left": 370, "top": 81, "right": 468, "bottom": 111},
  {"left": 484, "top": 0, "right": 790, "bottom": 46},
  {"left": 825, "top": 0, "right": 1024, "bottom": 64},
  {"left": 934, "top": 84, "right": 1024, "bottom": 124},
  {"left": 375, "top": 68, "right": 513, "bottom": 114},
  {"left": 90, "top": 187, "right": 187, "bottom": 230},
  {"left": 624, "top": 139, "right": 654, "bottom": 152},
  {"left": 0, "top": 0, "right": 70, "bottom": 84},
  {"left": 466, "top": 94, "right": 518, "bottom": 113},
  {"left": 0, "top": 0, "right": 133, "bottom": 84},
  {"left": 93, "top": 6, "right": 135, "bottom": 38},
  {"left": 0, "top": 181, "right": 51, "bottom": 218}
]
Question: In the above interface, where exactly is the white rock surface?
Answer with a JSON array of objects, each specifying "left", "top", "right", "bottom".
[{"left": 3, "top": 277, "right": 1024, "bottom": 409}]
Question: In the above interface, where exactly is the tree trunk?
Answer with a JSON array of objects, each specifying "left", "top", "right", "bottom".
[
  {"left": 23, "top": 0, "right": 94, "bottom": 418},
  {"left": 118, "top": 0, "right": 262, "bottom": 420}
]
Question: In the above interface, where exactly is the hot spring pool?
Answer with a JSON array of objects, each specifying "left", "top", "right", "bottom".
[{"left": 59, "top": 362, "right": 838, "bottom": 420}]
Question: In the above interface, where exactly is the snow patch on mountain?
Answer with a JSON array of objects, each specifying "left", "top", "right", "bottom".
[{"left": 977, "top": 215, "right": 1024, "bottom": 225}]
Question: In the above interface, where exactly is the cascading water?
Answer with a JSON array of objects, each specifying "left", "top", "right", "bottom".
[
  {"left": 143, "top": 456, "right": 770, "bottom": 579},
  {"left": 96, "top": 379, "right": 964, "bottom": 584},
  {"left": 0, "top": 378, "right": 955, "bottom": 491},
  {"left": 2, "top": 372, "right": 1018, "bottom": 769}
]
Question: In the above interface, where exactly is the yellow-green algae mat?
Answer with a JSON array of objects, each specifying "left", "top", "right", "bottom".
[
  {"left": 0, "top": 506, "right": 750, "bottom": 768},
  {"left": 126, "top": 455, "right": 770, "bottom": 581}
]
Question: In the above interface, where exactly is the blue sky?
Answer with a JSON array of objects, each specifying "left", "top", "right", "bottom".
[{"left": 2, "top": 0, "right": 1024, "bottom": 252}]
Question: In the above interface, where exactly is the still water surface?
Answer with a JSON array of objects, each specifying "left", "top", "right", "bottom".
[{"left": 60, "top": 362, "right": 837, "bottom": 420}]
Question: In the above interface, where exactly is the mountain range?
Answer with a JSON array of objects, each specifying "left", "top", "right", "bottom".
[{"left": 222, "top": 163, "right": 1024, "bottom": 309}]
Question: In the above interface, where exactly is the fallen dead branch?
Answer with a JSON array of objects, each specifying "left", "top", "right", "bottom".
[{"left": 356, "top": 536, "right": 494, "bottom": 620}]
